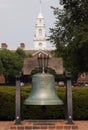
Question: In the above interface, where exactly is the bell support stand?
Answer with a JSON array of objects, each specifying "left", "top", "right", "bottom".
[
  {"left": 15, "top": 74, "right": 21, "bottom": 125},
  {"left": 65, "top": 71, "right": 74, "bottom": 124}
]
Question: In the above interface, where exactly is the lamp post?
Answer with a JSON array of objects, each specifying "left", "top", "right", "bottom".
[{"left": 38, "top": 54, "right": 49, "bottom": 73}]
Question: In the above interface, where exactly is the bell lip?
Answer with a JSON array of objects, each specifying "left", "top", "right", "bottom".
[
  {"left": 24, "top": 103, "right": 64, "bottom": 105},
  {"left": 24, "top": 100, "right": 64, "bottom": 105},
  {"left": 33, "top": 73, "right": 54, "bottom": 76}
]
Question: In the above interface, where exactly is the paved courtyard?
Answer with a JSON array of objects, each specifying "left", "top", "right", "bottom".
[{"left": 0, "top": 120, "right": 88, "bottom": 130}]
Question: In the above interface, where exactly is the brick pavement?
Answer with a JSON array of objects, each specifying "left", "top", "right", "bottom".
[{"left": 0, "top": 120, "right": 88, "bottom": 130}]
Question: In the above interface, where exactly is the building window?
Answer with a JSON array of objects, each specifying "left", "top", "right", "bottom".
[
  {"left": 39, "top": 19, "right": 41, "bottom": 23},
  {"left": 39, "top": 43, "right": 42, "bottom": 46},
  {"left": 39, "top": 29, "right": 42, "bottom": 36},
  {"left": 81, "top": 73, "right": 85, "bottom": 78}
]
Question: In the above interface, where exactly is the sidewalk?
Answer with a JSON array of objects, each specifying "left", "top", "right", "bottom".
[{"left": 0, "top": 120, "right": 88, "bottom": 130}]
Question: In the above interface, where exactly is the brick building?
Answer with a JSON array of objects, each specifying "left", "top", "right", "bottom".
[
  {"left": 0, "top": 74, "right": 5, "bottom": 84},
  {"left": 77, "top": 72, "right": 88, "bottom": 84},
  {"left": 0, "top": 43, "right": 88, "bottom": 85}
]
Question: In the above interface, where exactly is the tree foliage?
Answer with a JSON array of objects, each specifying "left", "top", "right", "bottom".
[
  {"left": 0, "top": 49, "right": 28, "bottom": 84},
  {"left": 49, "top": 0, "right": 88, "bottom": 80}
]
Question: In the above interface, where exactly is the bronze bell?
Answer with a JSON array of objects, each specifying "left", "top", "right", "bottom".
[{"left": 24, "top": 73, "right": 63, "bottom": 105}]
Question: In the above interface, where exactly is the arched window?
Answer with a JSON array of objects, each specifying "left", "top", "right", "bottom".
[
  {"left": 39, "top": 29, "right": 42, "bottom": 36},
  {"left": 39, "top": 19, "right": 41, "bottom": 23}
]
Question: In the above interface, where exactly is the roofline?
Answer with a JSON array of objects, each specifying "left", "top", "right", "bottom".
[{"left": 32, "top": 50, "right": 52, "bottom": 57}]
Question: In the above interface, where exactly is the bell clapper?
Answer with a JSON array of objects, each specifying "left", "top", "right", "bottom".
[
  {"left": 41, "top": 105, "right": 46, "bottom": 112},
  {"left": 41, "top": 105, "right": 47, "bottom": 119}
]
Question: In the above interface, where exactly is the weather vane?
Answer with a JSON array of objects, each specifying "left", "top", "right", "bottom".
[{"left": 39, "top": 0, "right": 42, "bottom": 13}]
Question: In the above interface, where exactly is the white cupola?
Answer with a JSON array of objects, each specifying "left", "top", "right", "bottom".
[{"left": 34, "top": 0, "right": 47, "bottom": 50}]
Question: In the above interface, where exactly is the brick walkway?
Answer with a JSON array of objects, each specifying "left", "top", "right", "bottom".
[{"left": 0, "top": 120, "right": 88, "bottom": 130}]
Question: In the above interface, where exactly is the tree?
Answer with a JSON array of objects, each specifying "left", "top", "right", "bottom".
[
  {"left": 16, "top": 48, "right": 27, "bottom": 59},
  {"left": 0, "top": 59, "right": 4, "bottom": 74},
  {"left": 0, "top": 49, "right": 28, "bottom": 84},
  {"left": 49, "top": 0, "right": 88, "bottom": 81}
]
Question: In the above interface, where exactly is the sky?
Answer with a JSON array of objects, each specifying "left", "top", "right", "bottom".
[{"left": 0, "top": 0, "right": 62, "bottom": 50}]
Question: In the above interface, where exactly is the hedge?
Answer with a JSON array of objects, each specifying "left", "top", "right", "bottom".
[{"left": 0, "top": 86, "right": 88, "bottom": 120}]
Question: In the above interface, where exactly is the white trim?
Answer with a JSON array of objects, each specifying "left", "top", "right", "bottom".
[{"left": 32, "top": 50, "right": 51, "bottom": 57}]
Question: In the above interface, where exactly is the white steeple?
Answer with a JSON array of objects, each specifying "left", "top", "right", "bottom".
[{"left": 34, "top": 0, "right": 47, "bottom": 50}]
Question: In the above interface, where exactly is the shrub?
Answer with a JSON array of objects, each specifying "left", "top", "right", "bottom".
[{"left": 0, "top": 86, "right": 88, "bottom": 120}]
